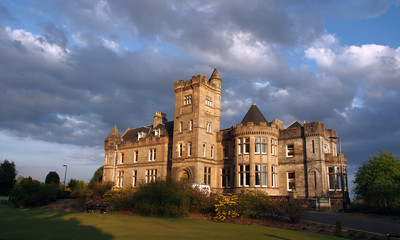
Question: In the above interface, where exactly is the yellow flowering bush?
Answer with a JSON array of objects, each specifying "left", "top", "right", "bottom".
[{"left": 214, "top": 194, "right": 240, "bottom": 221}]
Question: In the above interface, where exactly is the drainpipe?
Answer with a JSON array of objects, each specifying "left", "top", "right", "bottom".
[{"left": 301, "top": 126, "right": 309, "bottom": 199}]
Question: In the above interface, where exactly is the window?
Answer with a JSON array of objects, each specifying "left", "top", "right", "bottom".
[
  {"left": 238, "top": 138, "right": 242, "bottom": 155},
  {"left": 287, "top": 172, "right": 295, "bottom": 191},
  {"left": 179, "top": 144, "right": 183, "bottom": 157},
  {"left": 254, "top": 137, "right": 260, "bottom": 154},
  {"left": 238, "top": 138, "right": 250, "bottom": 155},
  {"left": 271, "top": 138, "right": 277, "bottom": 156},
  {"left": 168, "top": 147, "right": 172, "bottom": 160},
  {"left": 324, "top": 144, "right": 328, "bottom": 153},
  {"left": 211, "top": 145, "right": 214, "bottom": 158},
  {"left": 120, "top": 152, "right": 124, "bottom": 164},
  {"left": 146, "top": 169, "right": 157, "bottom": 183},
  {"left": 239, "top": 165, "right": 250, "bottom": 187},
  {"left": 117, "top": 171, "right": 124, "bottom": 188},
  {"left": 203, "top": 143, "right": 206, "bottom": 157},
  {"left": 244, "top": 138, "right": 250, "bottom": 154},
  {"left": 328, "top": 167, "right": 343, "bottom": 191},
  {"left": 132, "top": 170, "right": 137, "bottom": 187},
  {"left": 154, "top": 129, "right": 160, "bottom": 137},
  {"left": 188, "top": 142, "right": 192, "bottom": 156},
  {"left": 148, "top": 148, "right": 156, "bottom": 161},
  {"left": 105, "top": 154, "right": 108, "bottom": 165},
  {"left": 312, "top": 140, "right": 315, "bottom": 153},
  {"left": 255, "top": 165, "right": 261, "bottom": 186},
  {"left": 189, "top": 120, "right": 193, "bottom": 131},
  {"left": 205, "top": 96, "right": 212, "bottom": 106},
  {"left": 206, "top": 122, "right": 212, "bottom": 133},
  {"left": 179, "top": 122, "right": 183, "bottom": 132},
  {"left": 138, "top": 132, "right": 146, "bottom": 140},
  {"left": 184, "top": 95, "right": 192, "bottom": 105},
  {"left": 223, "top": 145, "right": 228, "bottom": 159},
  {"left": 255, "top": 165, "right": 268, "bottom": 187},
  {"left": 271, "top": 165, "right": 277, "bottom": 187},
  {"left": 286, "top": 144, "right": 294, "bottom": 157},
  {"left": 204, "top": 167, "right": 211, "bottom": 185},
  {"left": 261, "top": 138, "right": 267, "bottom": 154},
  {"left": 221, "top": 168, "right": 231, "bottom": 188},
  {"left": 134, "top": 151, "right": 138, "bottom": 163}
]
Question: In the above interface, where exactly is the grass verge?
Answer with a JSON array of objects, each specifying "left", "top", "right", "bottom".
[{"left": 0, "top": 205, "right": 346, "bottom": 240}]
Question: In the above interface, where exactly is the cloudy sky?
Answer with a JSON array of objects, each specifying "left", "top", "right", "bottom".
[{"left": 1, "top": 1, "right": 399, "bottom": 189}]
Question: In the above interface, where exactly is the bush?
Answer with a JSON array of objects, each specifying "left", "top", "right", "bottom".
[
  {"left": 214, "top": 194, "right": 240, "bottom": 221},
  {"left": 129, "top": 179, "right": 192, "bottom": 216},
  {"left": 270, "top": 197, "right": 305, "bottom": 223},
  {"left": 238, "top": 191, "right": 271, "bottom": 218},
  {"left": 105, "top": 187, "right": 136, "bottom": 211},
  {"left": 9, "top": 177, "right": 61, "bottom": 207},
  {"left": 70, "top": 181, "right": 113, "bottom": 201}
]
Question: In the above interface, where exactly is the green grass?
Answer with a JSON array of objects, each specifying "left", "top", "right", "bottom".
[{"left": 0, "top": 205, "right": 345, "bottom": 240}]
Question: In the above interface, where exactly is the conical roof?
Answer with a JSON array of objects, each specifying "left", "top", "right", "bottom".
[
  {"left": 241, "top": 103, "right": 268, "bottom": 125},
  {"left": 209, "top": 68, "right": 221, "bottom": 81},
  {"left": 105, "top": 125, "right": 120, "bottom": 140}
]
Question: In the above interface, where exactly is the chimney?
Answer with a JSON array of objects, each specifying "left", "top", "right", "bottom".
[{"left": 153, "top": 111, "right": 167, "bottom": 128}]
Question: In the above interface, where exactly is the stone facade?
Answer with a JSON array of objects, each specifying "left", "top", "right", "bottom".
[{"left": 103, "top": 69, "right": 348, "bottom": 202}]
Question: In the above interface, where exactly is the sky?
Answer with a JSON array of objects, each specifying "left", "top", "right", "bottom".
[{"left": 0, "top": 1, "right": 400, "bottom": 191}]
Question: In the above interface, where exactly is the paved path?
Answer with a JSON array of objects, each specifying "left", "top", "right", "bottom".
[{"left": 305, "top": 211, "right": 400, "bottom": 236}]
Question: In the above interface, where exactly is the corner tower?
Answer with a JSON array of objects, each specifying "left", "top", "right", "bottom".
[{"left": 172, "top": 69, "right": 222, "bottom": 185}]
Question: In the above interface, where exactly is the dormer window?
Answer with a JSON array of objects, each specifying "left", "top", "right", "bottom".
[
  {"left": 138, "top": 132, "right": 146, "bottom": 140},
  {"left": 154, "top": 129, "right": 160, "bottom": 137}
]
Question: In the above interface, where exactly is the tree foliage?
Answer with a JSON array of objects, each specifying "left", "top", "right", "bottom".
[
  {"left": 67, "top": 178, "right": 87, "bottom": 191},
  {"left": 45, "top": 171, "right": 60, "bottom": 185},
  {"left": 90, "top": 166, "right": 103, "bottom": 184},
  {"left": 354, "top": 150, "right": 400, "bottom": 207},
  {"left": 0, "top": 159, "right": 17, "bottom": 195}
]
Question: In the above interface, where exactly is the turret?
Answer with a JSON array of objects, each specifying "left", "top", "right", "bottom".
[
  {"left": 209, "top": 68, "right": 222, "bottom": 89},
  {"left": 104, "top": 125, "right": 121, "bottom": 150}
]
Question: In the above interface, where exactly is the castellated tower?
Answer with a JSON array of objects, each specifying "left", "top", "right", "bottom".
[{"left": 171, "top": 68, "right": 222, "bottom": 187}]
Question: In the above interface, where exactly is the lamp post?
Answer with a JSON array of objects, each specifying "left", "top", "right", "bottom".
[
  {"left": 63, "top": 165, "right": 68, "bottom": 190},
  {"left": 330, "top": 136, "right": 346, "bottom": 212}
]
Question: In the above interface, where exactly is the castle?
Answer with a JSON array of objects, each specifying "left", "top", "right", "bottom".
[{"left": 103, "top": 69, "right": 348, "bottom": 203}]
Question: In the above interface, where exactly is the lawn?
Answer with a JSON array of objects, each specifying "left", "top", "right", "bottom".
[{"left": 0, "top": 205, "right": 345, "bottom": 240}]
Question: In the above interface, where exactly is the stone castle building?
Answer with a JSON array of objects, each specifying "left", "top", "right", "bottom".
[{"left": 103, "top": 69, "right": 348, "bottom": 202}]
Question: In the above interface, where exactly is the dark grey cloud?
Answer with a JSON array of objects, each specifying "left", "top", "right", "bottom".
[{"left": 1, "top": 0, "right": 400, "bottom": 185}]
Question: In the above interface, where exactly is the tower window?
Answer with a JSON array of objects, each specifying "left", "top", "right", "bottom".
[
  {"left": 184, "top": 95, "right": 192, "bottom": 105},
  {"left": 286, "top": 144, "right": 294, "bottom": 157},
  {"left": 287, "top": 172, "right": 295, "bottom": 191},
  {"left": 188, "top": 142, "right": 192, "bottom": 156},
  {"left": 206, "top": 122, "right": 212, "bottom": 133},
  {"left": 205, "top": 96, "right": 212, "bottom": 106},
  {"left": 179, "top": 122, "right": 183, "bottom": 132},
  {"left": 189, "top": 120, "right": 193, "bottom": 131}
]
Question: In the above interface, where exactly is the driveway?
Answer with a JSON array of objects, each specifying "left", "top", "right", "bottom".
[{"left": 305, "top": 211, "right": 400, "bottom": 236}]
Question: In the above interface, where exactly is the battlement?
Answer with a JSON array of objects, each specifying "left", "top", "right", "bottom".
[{"left": 174, "top": 73, "right": 221, "bottom": 91}]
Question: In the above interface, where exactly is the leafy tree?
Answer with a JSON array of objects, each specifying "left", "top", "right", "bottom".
[
  {"left": 45, "top": 171, "right": 60, "bottom": 185},
  {"left": 90, "top": 166, "right": 103, "bottom": 184},
  {"left": 0, "top": 159, "right": 17, "bottom": 195},
  {"left": 68, "top": 178, "right": 87, "bottom": 191},
  {"left": 354, "top": 150, "right": 400, "bottom": 207}
]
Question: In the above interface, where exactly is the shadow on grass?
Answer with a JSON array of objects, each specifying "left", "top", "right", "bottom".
[{"left": 0, "top": 205, "right": 113, "bottom": 240}]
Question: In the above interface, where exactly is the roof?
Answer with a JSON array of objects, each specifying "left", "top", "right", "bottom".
[
  {"left": 121, "top": 121, "right": 174, "bottom": 141},
  {"left": 209, "top": 68, "right": 221, "bottom": 81},
  {"left": 287, "top": 120, "right": 304, "bottom": 129},
  {"left": 105, "top": 125, "right": 120, "bottom": 140},
  {"left": 241, "top": 103, "right": 268, "bottom": 125}
]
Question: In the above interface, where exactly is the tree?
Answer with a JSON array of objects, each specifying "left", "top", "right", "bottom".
[
  {"left": 0, "top": 159, "right": 17, "bottom": 195},
  {"left": 68, "top": 178, "right": 86, "bottom": 191},
  {"left": 90, "top": 166, "right": 103, "bottom": 184},
  {"left": 45, "top": 171, "right": 60, "bottom": 185},
  {"left": 354, "top": 150, "right": 400, "bottom": 207}
]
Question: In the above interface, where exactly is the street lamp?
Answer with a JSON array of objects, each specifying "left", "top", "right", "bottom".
[
  {"left": 329, "top": 136, "right": 346, "bottom": 212},
  {"left": 63, "top": 165, "right": 68, "bottom": 190}
]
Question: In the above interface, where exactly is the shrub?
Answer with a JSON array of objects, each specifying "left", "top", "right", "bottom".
[
  {"left": 9, "top": 177, "right": 61, "bottom": 207},
  {"left": 214, "top": 194, "right": 240, "bottom": 221},
  {"left": 70, "top": 181, "right": 113, "bottom": 201},
  {"left": 189, "top": 189, "right": 216, "bottom": 214},
  {"left": 105, "top": 187, "right": 136, "bottom": 211},
  {"left": 129, "top": 179, "right": 192, "bottom": 216},
  {"left": 238, "top": 191, "right": 270, "bottom": 218},
  {"left": 270, "top": 197, "right": 305, "bottom": 223}
]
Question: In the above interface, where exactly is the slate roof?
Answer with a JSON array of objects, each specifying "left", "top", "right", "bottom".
[
  {"left": 121, "top": 121, "right": 174, "bottom": 141},
  {"left": 209, "top": 68, "right": 221, "bottom": 80},
  {"left": 241, "top": 103, "right": 268, "bottom": 125},
  {"left": 287, "top": 120, "right": 304, "bottom": 129}
]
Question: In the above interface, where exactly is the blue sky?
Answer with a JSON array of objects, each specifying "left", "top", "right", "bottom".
[{"left": 0, "top": 1, "right": 399, "bottom": 192}]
